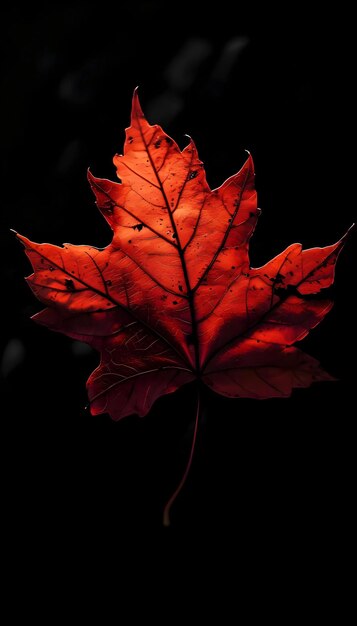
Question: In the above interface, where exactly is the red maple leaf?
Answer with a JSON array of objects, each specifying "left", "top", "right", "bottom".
[{"left": 16, "top": 91, "right": 351, "bottom": 523}]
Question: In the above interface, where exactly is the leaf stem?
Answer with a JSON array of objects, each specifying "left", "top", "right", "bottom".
[{"left": 163, "top": 390, "right": 201, "bottom": 527}]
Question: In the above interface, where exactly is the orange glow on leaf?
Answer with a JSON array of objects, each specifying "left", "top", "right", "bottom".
[{"left": 17, "top": 90, "right": 352, "bottom": 420}]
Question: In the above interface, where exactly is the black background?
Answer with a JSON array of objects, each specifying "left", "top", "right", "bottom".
[{"left": 1, "top": 2, "right": 355, "bottom": 553}]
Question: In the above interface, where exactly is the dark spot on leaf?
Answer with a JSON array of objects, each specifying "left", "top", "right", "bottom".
[
  {"left": 132, "top": 223, "right": 144, "bottom": 232},
  {"left": 231, "top": 265, "right": 236, "bottom": 270},
  {"left": 275, "top": 273, "right": 285, "bottom": 284},
  {"left": 274, "top": 285, "right": 298, "bottom": 298},
  {"left": 178, "top": 285, "right": 183, "bottom": 292},
  {"left": 288, "top": 271, "right": 294, "bottom": 276},
  {"left": 188, "top": 170, "right": 198, "bottom": 180},
  {"left": 228, "top": 218, "right": 232, "bottom": 223},
  {"left": 154, "top": 139, "right": 161, "bottom": 148},
  {"left": 128, "top": 136, "right": 133, "bottom": 144},
  {"left": 128, "top": 240, "right": 132, "bottom": 244},
  {"left": 172, "top": 233, "right": 177, "bottom": 239},
  {"left": 165, "top": 137, "right": 173, "bottom": 145},
  {"left": 243, "top": 272, "right": 250, "bottom": 277},
  {"left": 49, "top": 266, "right": 54, "bottom": 272},
  {"left": 65, "top": 279, "right": 75, "bottom": 292},
  {"left": 106, "top": 280, "right": 112, "bottom": 286},
  {"left": 173, "top": 301, "right": 178, "bottom": 305}
]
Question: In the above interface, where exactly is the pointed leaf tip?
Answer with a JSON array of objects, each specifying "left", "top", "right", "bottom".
[
  {"left": 14, "top": 232, "right": 27, "bottom": 247},
  {"left": 342, "top": 223, "right": 355, "bottom": 241},
  {"left": 334, "top": 223, "right": 355, "bottom": 251},
  {"left": 246, "top": 151, "right": 255, "bottom": 171},
  {"left": 87, "top": 168, "right": 95, "bottom": 183},
  {"left": 131, "top": 87, "right": 145, "bottom": 122}
]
